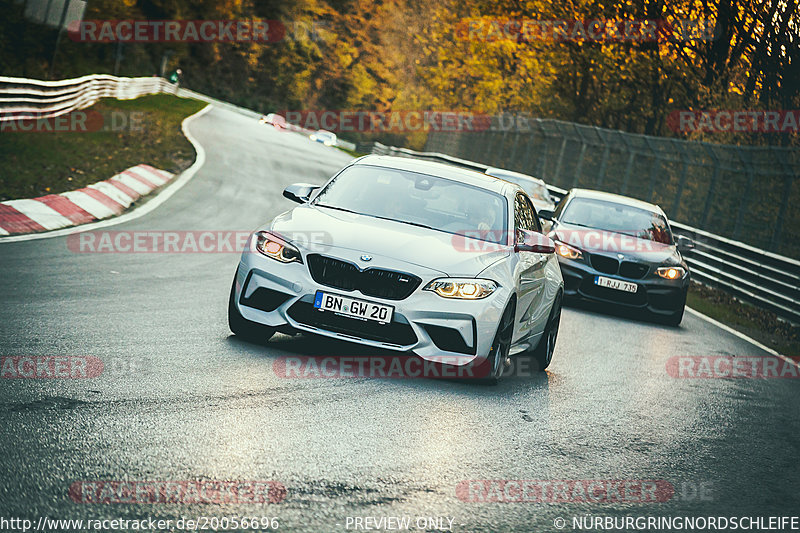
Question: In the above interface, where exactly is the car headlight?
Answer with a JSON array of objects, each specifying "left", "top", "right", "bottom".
[
  {"left": 656, "top": 266, "right": 686, "bottom": 280},
  {"left": 554, "top": 240, "right": 583, "bottom": 260},
  {"left": 423, "top": 278, "right": 498, "bottom": 299},
  {"left": 254, "top": 231, "right": 302, "bottom": 264}
]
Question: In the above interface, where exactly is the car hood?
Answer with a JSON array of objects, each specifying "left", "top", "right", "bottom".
[
  {"left": 267, "top": 204, "right": 510, "bottom": 277},
  {"left": 552, "top": 223, "right": 681, "bottom": 264}
]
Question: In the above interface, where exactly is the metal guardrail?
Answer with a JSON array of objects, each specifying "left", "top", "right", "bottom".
[
  {"left": 425, "top": 122, "right": 800, "bottom": 259},
  {"left": 369, "top": 142, "right": 800, "bottom": 324},
  {"left": 0, "top": 74, "right": 177, "bottom": 121}
]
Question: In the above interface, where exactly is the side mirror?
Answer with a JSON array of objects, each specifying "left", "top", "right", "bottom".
[
  {"left": 676, "top": 235, "right": 695, "bottom": 253},
  {"left": 538, "top": 209, "right": 554, "bottom": 221},
  {"left": 283, "top": 183, "right": 319, "bottom": 204},
  {"left": 515, "top": 230, "right": 556, "bottom": 254}
]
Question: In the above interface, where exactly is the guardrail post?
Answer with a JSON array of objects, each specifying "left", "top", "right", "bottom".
[
  {"left": 534, "top": 120, "right": 549, "bottom": 179},
  {"left": 671, "top": 140, "right": 690, "bottom": 217},
  {"left": 595, "top": 127, "right": 610, "bottom": 187},
  {"left": 482, "top": 130, "right": 497, "bottom": 162},
  {"left": 770, "top": 148, "right": 794, "bottom": 252},
  {"left": 520, "top": 133, "right": 535, "bottom": 173},
  {"left": 499, "top": 127, "right": 509, "bottom": 166},
  {"left": 553, "top": 137, "right": 569, "bottom": 186},
  {"left": 700, "top": 143, "right": 720, "bottom": 228},
  {"left": 617, "top": 135, "right": 638, "bottom": 195},
  {"left": 507, "top": 130, "right": 520, "bottom": 168},
  {"left": 571, "top": 124, "right": 588, "bottom": 188},
  {"left": 733, "top": 149, "right": 755, "bottom": 239}
]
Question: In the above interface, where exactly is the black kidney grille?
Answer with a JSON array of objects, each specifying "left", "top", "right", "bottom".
[
  {"left": 307, "top": 254, "right": 421, "bottom": 300},
  {"left": 590, "top": 254, "right": 619, "bottom": 275},
  {"left": 618, "top": 261, "right": 649, "bottom": 280}
]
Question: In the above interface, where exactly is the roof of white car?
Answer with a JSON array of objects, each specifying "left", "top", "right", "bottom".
[
  {"left": 485, "top": 167, "right": 547, "bottom": 186},
  {"left": 354, "top": 155, "right": 512, "bottom": 194},
  {"left": 569, "top": 188, "right": 665, "bottom": 214}
]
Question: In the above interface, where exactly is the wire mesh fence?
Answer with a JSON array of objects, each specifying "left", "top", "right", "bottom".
[{"left": 425, "top": 116, "right": 800, "bottom": 259}]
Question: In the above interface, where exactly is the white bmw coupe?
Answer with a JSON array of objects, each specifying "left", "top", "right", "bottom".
[{"left": 229, "top": 156, "right": 564, "bottom": 381}]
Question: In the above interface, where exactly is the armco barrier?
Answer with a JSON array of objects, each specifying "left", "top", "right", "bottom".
[
  {"left": 0, "top": 74, "right": 176, "bottom": 121},
  {"left": 368, "top": 142, "right": 800, "bottom": 324}
]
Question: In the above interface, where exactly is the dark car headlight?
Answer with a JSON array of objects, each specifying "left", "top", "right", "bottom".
[
  {"left": 554, "top": 240, "right": 583, "bottom": 260},
  {"left": 655, "top": 266, "right": 686, "bottom": 280},
  {"left": 254, "top": 231, "right": 302, "bottom": 264}
]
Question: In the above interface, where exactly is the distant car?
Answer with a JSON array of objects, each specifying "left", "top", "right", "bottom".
[
  {"left": 228, "top": 155, "right": 565, "bottom": 381},
  {"left": 485, "top": 167, "right": 556, "bottom": 213},
  {"left": 259, "top": 113, "right": 286, "bottom": 129},
  {"left": 540, "top": 188, "right": 693, "bottom": 326},
  {"left": 310, "top": 129, "right": 337, "bottom": 146}
]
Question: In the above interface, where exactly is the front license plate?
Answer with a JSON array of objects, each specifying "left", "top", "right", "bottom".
[
  {"left": 595, "top": 276, "right": 638, "bottom": 293},
  {"left": 313, "top": 291, "right": 394, "bottom": 324}
]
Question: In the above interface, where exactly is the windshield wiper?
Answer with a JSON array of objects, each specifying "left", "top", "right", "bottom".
[
  {"left": 562, "top": 221, "right": 597, "bottom": 229},
  {"left": 315, "top": 203, "right": 360, "bottom": 215},
  {"left": 369, "top": 214, "right": 437, "bottom": 231},
  {"left": 315, "top": 205, "right": 437, "bottom": 232}
]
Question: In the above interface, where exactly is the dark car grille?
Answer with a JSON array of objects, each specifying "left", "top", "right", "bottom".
[
  {"left": 306, "top": 254, "right": 421, "bottom": 301},
  {"left": 619, "top": 261, "right": 649, "bottom": 280},
  {"left": 287, "top": 301, "right": 418, "bottom": 346},
  {"left": 590, "top": 254, "right": 619, "bottom": 275},
  {"left": 589, "top": 254, "right": 649, "bottom": 280}
]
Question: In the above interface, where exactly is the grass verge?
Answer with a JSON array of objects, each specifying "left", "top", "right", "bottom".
[
  {"left": 334, "top": 146, "right": 368, "bottom": 158},
  {"left": 0, "top": 94, "right": 206, "bottom": 201},
  {"left": 687, "top": 282, "right": 800, "bottom": 356}
]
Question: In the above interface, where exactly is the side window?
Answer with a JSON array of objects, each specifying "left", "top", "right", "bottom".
[
  {"left": 515, "top": 193, "right": 540, "bottom": 240},
  {"left": 514, "top": 194, "right": 524, "bottom": 233},
  {"left": 522, "top": 194, "right": 542, "bottom": 232}
]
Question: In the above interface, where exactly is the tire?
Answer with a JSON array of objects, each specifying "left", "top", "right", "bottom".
[
  {"left": 529, "top": 292, "right": 562, "bottom": 372},
  {"left": 228, "top": 274, "right": 276, "bottom": 343},
  {"left": 481, "top": 301, "right": 516, "bottom": 384}
]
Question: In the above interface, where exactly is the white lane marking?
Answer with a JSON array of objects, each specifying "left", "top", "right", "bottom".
[
  {"left": 3, "top": 199, "right": 73, "bottom": 230},
  {"left": 0, "top": 104, "right": 212, "bottom": 243},
  {"left": 113, "top": 173, "right": 154, "bottom": 195},
  {"left": 129, "top": 165, "right": 171, "bottom": 186},
  {"left": 89, "top": 181, "right": 135, "bottom": 208},
  {"left": 686, "top": 307, "right": 797, "bottom": 367},
  {"left": 60, "top": 190, "right": 116, "bottom": 219}
]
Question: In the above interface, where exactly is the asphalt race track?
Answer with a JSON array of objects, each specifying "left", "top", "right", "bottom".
[{"left": 1, "top": 105, "right": 798, "bottom": 532}]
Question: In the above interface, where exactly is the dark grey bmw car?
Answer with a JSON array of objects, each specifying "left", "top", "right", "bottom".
[{"left": 539, "top": 189, "right": 694, "bottom": 326}]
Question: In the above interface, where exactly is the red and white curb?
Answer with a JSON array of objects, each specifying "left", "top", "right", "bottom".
[{"left": 0, "top": 165, "right": 173, "bottom": 236}]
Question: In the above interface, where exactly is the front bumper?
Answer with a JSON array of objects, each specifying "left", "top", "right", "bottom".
[
  {"left": 233, "top": 248, "right": 511, "bottom": 365},
  {"left": 557, "top": 257, "right": 688, "bottom": 316}
]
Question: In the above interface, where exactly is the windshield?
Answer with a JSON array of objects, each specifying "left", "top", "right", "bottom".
[
  {"left": 561, "top": 197, "right": 673, "bottom": 244},
  {"left": 313, "top": 165, "right": 508, "bottom": 243}
]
